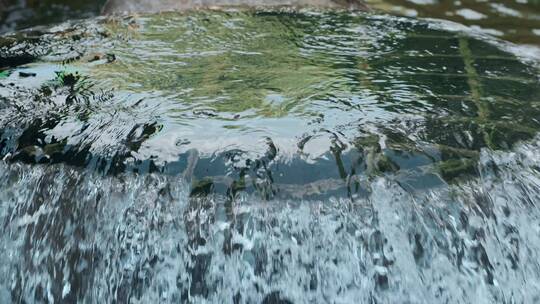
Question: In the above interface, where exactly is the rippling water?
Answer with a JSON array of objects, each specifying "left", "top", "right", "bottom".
[
  {"left": 0, "top": 0, "right": 105, "bottom": 34},
  {"left": 370, "top": 0, "right": 540, "bottom": 46},
  {"left": 1, "top": 10, "right": 540, "bottom": 303}
]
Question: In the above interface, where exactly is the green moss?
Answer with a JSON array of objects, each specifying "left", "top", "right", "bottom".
[{"left": 438, "top": 157, "right": 478, "bottom": 182}]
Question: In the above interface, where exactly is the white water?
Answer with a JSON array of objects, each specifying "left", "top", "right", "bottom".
[{"left": 1, "top": 137, "right": 540, "bottom": 303}]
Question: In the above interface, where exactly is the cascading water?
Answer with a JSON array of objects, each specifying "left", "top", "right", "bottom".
[
  {"left": 1, "top": 10, "right": 540, "bottom": 303},
  {"left": 2, "top": 139, "right": 540, "bottom": 303}
]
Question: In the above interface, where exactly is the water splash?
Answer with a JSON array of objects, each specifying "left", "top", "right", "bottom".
[{"left": 1, "top": 136, "right": 540, "bottom": 303}]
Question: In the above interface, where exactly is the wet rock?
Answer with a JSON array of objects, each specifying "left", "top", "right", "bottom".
[
  {"left": 18, "top": 71, "right": 36, "bottom": 78},
  {"left": 0, "top": 53, "right": 36, "bottom": 69}
]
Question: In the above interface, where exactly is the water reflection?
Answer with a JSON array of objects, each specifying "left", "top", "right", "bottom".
[
  {"left": 0, "top": 0, "right": 105, "bottom": 33},
  {"left": 369, "top": 0, "right": 540, "bottom": 45},
  {"left": 1, "top": 12, "right": 539, "bottom": 200}
]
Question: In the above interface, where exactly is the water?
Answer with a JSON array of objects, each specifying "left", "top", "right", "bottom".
[
  {"left": 0, "top": 0, "right": 106, "bottom": 34},
  {"left": 2, "top": 0, "right": 540, "bottom": 46},
  {"left": 369, "top": 0, "right": 540, "bottom": 46},
  {"left": 2, "top": 140, "right": 540, "bottom": 303},
  {"left": 1, "top": 8, "right": 540, "bottom": 304}
]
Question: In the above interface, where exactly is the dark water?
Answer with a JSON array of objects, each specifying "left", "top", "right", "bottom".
[
  {"left": 2, "top": 0, "right": 540, "bottom": 46},
  {"left": 0, "top": 0, "right": 105, "bottom": 33},
  {"left": 1, "top": 7, "right": 540, "bottom": 304}
]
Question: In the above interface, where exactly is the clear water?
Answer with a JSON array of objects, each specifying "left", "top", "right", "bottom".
[
  {"left": 370, "top": 0, "right": 540, "bottom": 46},
  {"left": 1, "top": 10, "right": 540, "bottom": 303}
]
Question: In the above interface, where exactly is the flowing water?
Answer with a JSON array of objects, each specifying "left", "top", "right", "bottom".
[{"left": 1, "top": 7, "right": 540, "bottom": 304}]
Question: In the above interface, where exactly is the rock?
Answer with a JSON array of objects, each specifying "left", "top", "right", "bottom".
[
  {"left": 19, "top": 71, "right": 37, "bottom": 77},
  {"left": 262, "top": 291, "right": 293, "bottom": 304}
]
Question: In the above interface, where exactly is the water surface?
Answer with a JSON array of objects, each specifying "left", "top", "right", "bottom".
[
  {"left": 1, "top": 10, "right": 540, "bottom": 303},
  {"left": 370, "top": 0, "right": 540, "bottom": 46},
  {"left": 0, "top": 0, "right": 105, "bottom": 33}
]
